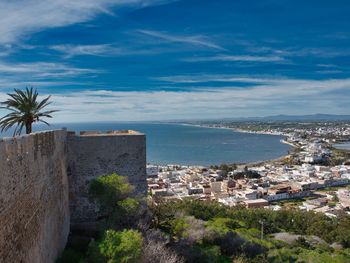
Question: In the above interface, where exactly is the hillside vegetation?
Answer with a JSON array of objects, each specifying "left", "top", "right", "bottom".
[{"left": 57, "top": 174, "right": 350, "bottom": 263}]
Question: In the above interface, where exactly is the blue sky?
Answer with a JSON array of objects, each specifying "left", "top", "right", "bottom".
[{"left": 0, "top": 0, "right": 349, "bottom": 122}]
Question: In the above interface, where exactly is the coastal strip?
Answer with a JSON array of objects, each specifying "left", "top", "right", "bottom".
[{"left": 178, "top": 122, "right": 293, "bottom": 166}]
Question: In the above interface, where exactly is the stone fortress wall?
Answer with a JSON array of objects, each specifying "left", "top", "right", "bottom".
[
  {"left": 0, "top": 130, "right": 70, "bottom": 263},
  {"left": 0, "top": 129, "right": 146, "bottom": 263},
  {"left": 67, "top": 130, "right": 147, "bottom": 224}
]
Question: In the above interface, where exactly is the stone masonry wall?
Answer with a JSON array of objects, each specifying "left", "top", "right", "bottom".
[
  {"left": 67, "top": 131, "right": 147, "bottom": 224},
  {"left": 0, "top": 129, "right": 147, "bottom": 261},
  {"left": 0, "top": 130, "right": 70, "bottom": 263}
]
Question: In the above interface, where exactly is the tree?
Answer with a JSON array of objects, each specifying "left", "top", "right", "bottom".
[
  {"left": 89, "top": 173, "right": 134, "bottom": 211},
  {"left": 0, "top": 87, "right": 57, "bottom": 135},
  {"left": 113, "top": 197, "right": 141, "bottom": 228},
  {"left": 88, "top": 229, "right": 143, "bottom": 263},
  {"left": 206, "top": 217, "right": 241, "bottom": 236},
  {"left": 89, "top": 173, "right": 143, "bottom": 230}
]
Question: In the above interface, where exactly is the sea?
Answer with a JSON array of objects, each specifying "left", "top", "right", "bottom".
[
  {"left": 0, "top": 122, "right": 291, "bottom": 166},
  {"left": 333, "top": 142, "right": 350, "bottom": 151}
]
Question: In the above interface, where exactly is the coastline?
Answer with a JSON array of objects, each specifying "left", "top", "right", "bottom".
[
  {"left": 177, "top": 122, "right": 294, "bottom": 167},
  {"left": 280, "top": 139, "right": 297, "bottom": 148},
  {"left": 180, "top": 123, "right": 286, "bottom": 137}
]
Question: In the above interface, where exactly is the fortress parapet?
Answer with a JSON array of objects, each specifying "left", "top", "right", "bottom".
[{"left": 66, "top": 130, "right": 146, "bottom": 224}]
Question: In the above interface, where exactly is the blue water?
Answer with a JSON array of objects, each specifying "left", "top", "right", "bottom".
[
  {"left": 0, "top": 122, "right": 290, "bottom": 166},
  {"left": 333, "top": 142, "right": 350, "bottom": 151}
]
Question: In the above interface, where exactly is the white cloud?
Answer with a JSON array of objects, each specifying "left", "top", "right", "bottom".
[
  {"left": 137, "top": 30, "right": 226, "bottom": 51},
  {"left": 154, "top": 75, "right": 279, "bottom": 84},
  {"left": 316, "top": 70, "right": 343, "bottom": 74},
  {"left": 0, "top": 0, "right": 175, "bottom": 44},
  {"left": 0, "top": 79, "right": 86, "bottom": 88},
  {"left": 317, "top": 64, "right": 341, "bottom": 68},
  {"left": 49, "top": 43, "right": 162, "bottom": 58},
  {"left": 0, "top": 61, "right": 100, "bottom": 78},
  {"left": 0, "top": 61, "right": 101, "bottom": 90},
  {"left": 0, "top": 76, "right": 347, "bottom": 122},
  {"left": 280, "top": 47, "right": 350, "bottom": 58},
  {"left": 184, "top": 55, "right": 286, "bottom": 63},
  {"left": 50, "top": 44, "right": 124, "bottom": 58}
]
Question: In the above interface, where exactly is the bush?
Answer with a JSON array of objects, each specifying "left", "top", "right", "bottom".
[
  {"left": 293, "top": 237, "right": 313, "bottom": 250},
  {"left": 206, "top": 217, "right": 242, "bottom": 236},
  {"left": 111, "top": 197, "right": 141, "bottom": 228},
  {"left": 88, "top": 229, "right": 143, "bottom": 263},
  {"left": 217, "top": 232, "right": 246, "bottom": 256},
  {"left": 89, "top": 173, "right": 142, "bottom": 229},
  {"left": 89, "top": 173, "right": 133, "bottom": 210},
  {"left": 142, "top": 239, "right": 184, "bottom": 263}
]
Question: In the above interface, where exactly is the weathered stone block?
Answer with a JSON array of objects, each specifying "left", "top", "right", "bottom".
[{"left": 0, "top": 129, "right": 147, "bottom": 262}]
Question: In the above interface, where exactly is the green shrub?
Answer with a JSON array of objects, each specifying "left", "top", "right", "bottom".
[
  {"left": 89, "top": 173, "right": 133, "bottom": 209},
  {"left": 89, "top": 173, "right": 141, "bottom": 230},
  {"left": 88, "top": 229, "right": 143, "bottom": 263},
  {"left": 110, "top": 197, "right": 141, "bottom": 228},
  {"left": 206, "top": 217, "right": 242, "bottom": 236}
]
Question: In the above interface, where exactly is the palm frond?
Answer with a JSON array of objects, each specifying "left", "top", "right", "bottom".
[{"left": 0, "top": 87, "right": 58, "bottom": 136}]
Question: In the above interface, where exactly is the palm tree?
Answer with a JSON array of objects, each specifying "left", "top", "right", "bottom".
[{"left": 0, "top": 87, "right": 57, "bottom": 136}]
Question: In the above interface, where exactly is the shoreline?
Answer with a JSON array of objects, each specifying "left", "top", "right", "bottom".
[
  {"left": 152, "top": 122, "right": 295, "bottom": 167},
  {"left": 180, "top": 123, "right": 286, "bottom": 137},
  {"left": 280, "top": 139, "right": 297, "bottom": 148}
]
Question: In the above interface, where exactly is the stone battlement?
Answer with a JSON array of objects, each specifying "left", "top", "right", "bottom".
[
  {"left": 0, "top": 129, "right": 147, "bottom": 263},
  {"left": 70, "top": 129, "right": 143, "bottom": 136}
]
